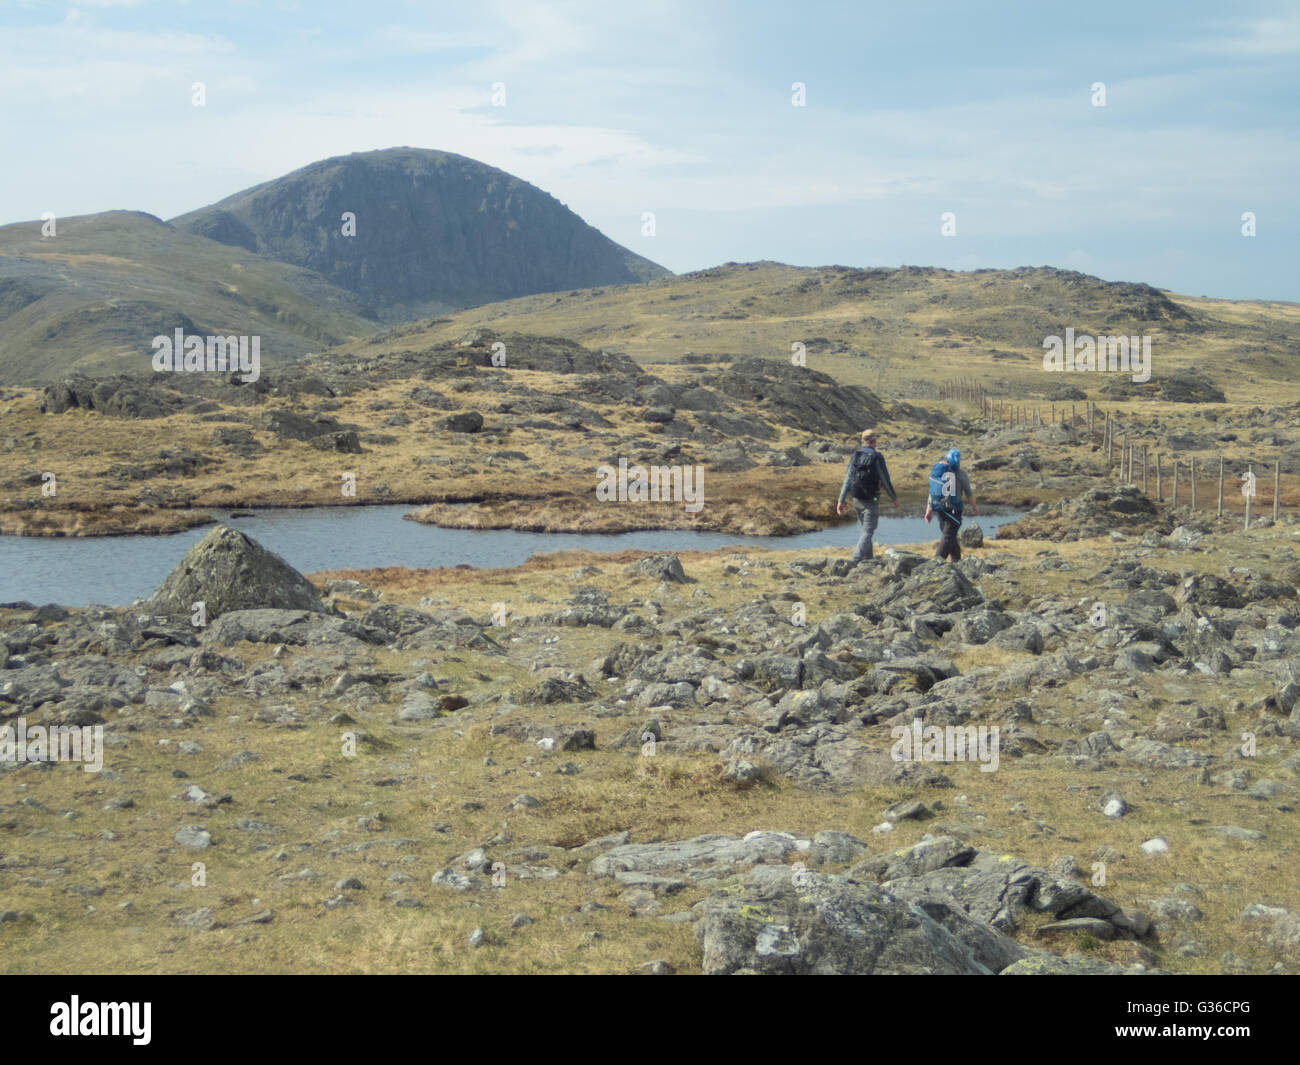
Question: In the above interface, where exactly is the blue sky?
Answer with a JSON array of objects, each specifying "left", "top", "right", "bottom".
[{"left": 2, "top": 0, "right": 1297, "bottom": 300}]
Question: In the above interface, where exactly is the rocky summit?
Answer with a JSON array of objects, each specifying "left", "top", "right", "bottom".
[{"left": 170, "top": 148, "right": 671, "bottom": 322}]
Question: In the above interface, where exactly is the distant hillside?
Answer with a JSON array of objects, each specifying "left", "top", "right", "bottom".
[
  {"left": 170, "top": 147, "right": 672, "bottom": 322},
  {"left": 0, "top": 211, "right": 378, "bottom": 385},
  {"left": 378, "top": 261, "right": 1300, "bottom": 407}
]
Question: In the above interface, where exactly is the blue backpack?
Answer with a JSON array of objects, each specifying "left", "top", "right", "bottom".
[{"left": 928, "top": 461, "right": 962, "bottom": 522}]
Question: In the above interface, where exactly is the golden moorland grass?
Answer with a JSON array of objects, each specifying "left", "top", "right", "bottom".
[{"left": 2, "top": 527, "right": 1296, "bottom": 974}]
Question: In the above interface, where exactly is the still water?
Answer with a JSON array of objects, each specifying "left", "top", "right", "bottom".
[{"left": 0, "top": 505, "right": 1023, "bottom": 607}]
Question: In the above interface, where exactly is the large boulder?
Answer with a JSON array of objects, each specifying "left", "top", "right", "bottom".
[
  {"left": 873, "top": 842, "right": 1151, "bottom": 940},
  {"left": 147, "top": 525, "right": 327, "bottom": 621},
  {"left": 260, "top": 409, "right": 344, "bottom": 441},
  {"left": 40, "top": 375, "right": 192, "bottom": 419},
  {"left": 695, "top": 865, "right": 994, "bottom": 974},
  {"left": 623, "top": 554, "right": 689, "bottom": 583},
  {"left": 878, "top": 562, "right": 984, "bottom": 615},
  {"left": 695, "top": 358, "right": 886, "bottom": 436},
  {"left": 439, "top": 411, "right": 484, "bottom": 433}
]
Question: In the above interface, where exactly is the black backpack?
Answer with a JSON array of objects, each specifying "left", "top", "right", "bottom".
[{"left": 847, "top": 446, "right": 881, "bottom": 500}]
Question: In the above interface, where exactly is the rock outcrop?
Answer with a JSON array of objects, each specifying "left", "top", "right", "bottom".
[{"left": 146, "top": 525, "right": 327, "bottom": 621}]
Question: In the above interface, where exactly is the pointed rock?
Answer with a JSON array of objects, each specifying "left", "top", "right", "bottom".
[{"left": 148, "top": 525, "right": 326, "bottom": 621}]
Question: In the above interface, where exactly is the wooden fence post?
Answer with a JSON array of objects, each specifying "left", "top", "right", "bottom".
[
  {"left": 1156, "top": 453, "right": 1162, "bottom": 501},
  {"left": 1191, "top": 457, "right": 1197, "bottom": 511},
  {"left": 1142, "top": 445, "right": 1148, "bottom": 494},
  {"left": 1275, "top": 459, "right": 1282, "bottom": 521},
  {"left": 1217, "top": 457, "right": 1224, "bottom": 517},
  {"left": 1245, "top": 463, "right": 1254, "bottom": 530},
  {"left": 1172, "top": 459, "right": 1178, "bottom": 507}
]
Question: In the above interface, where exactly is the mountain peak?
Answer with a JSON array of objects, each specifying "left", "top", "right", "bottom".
[{"left": 170, "top": 148, "right": 670, "bottom": 321}]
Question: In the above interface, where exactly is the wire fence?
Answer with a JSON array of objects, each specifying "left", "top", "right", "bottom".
[{"left": 938, "top": 383, "right": 1289, "bottom": 528}]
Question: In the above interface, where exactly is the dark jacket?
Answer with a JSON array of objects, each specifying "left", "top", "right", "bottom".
[{"left": 838, "top": 446, "right": 897, "bottom": 505}]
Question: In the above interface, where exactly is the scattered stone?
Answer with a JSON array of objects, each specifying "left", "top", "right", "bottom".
[
  {"left": 174, "top": 825, "right": 212, "bottom": 850},
  {"left": 722, "top": 757, "right": 762, "bottom": 783},
  {"left": 881, "top": 800, "right": 932, "bottom": 823},
  {"left": 624, "top": 554, "right": 689, "bottom": 583},
  {"left": 1210, "top": 825, "right": 1267, "bottom": 842},
  {"left": 431, "top": 869, "right": 477, "bottom": 892}
]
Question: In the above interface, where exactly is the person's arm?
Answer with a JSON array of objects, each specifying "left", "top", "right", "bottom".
[
  {"left": 959, "top": 470, "right": 978, "bottom": 514},
  {"left": 877, "top": 454, "right": 899, "bottom": 505},
  {"left": 836, "top": 458, "right": 853, "bottom": 513},
  {"left": 838, "top": 461, "right": 853, "bottom": 504}
]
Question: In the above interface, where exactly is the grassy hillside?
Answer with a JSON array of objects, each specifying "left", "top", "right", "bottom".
[
  {"left": 370, "top": 261, "right": 1300, "bottom": 408},
  {"left": 0, "top": 211, "right": 379, "bottom": 385}
]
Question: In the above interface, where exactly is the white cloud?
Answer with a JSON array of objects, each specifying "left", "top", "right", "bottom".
[
  {"left": 0, "top": 13, "right": 238, "bottom": 104},
  {"left": 1192, "top": 13, "right": 1300, "bottom": 56}
]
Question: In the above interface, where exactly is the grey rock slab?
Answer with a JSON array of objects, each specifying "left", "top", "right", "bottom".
[
  {"left": 204, "top": 609, "right": 380, "bottom": 649},
  {"left": 1210, "top": 825, "right": 1267, "bottom": 842},
  {"left": 1035, "top": 917, "right": 1118, "bottom": 941},
  {"left": 589, "top": 832, "right": 803, "bottom": 877},
  {"left": 1001, "top": 954, "right": 1161, "bottom": 975},
  {"left": 1121, "top": 738, "right": 1211, "bottom": 769},
  {"left": 695, "top": 865, "right": 993, "bottom": 975},
  {"left": 613, "top": 871, "right": 687, "bottom": 893},
  {"left": 566, "top": 831, "right": 631, "bottom": 861},
  {"left": 808, "top": 830, "right": 869, "bottom": 867},
  {"left": 1150, "top": 897, "right": 1203, "bottom": 922},
  {"left": 881, "top": 849, "right": 1135, "bottom": 936},
  {"left": 850, "top": 834, "right": 977, "bottom": 882},
  {"left": 397, "top": 691, "right": 441, "bottom": 722}
]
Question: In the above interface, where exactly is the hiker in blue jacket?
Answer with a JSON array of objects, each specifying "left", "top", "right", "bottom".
[
  {"left": 925, "top": 448, "right": 978, "bottom": 562},
  {"left": 836, "top": 428, "right": 899, "bottom": 562}
]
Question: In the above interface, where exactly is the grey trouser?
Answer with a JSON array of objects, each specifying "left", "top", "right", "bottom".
[{"left": 852, "top": 497, "right": 879, "bottom": 561}]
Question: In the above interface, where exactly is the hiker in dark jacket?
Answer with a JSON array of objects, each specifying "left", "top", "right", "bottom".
[
  {"left": 925, "top": 448, "right": 978, "bottom": 562},
  {"left": 836, "top": 428, "right": 898, "bottom": 562}
]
